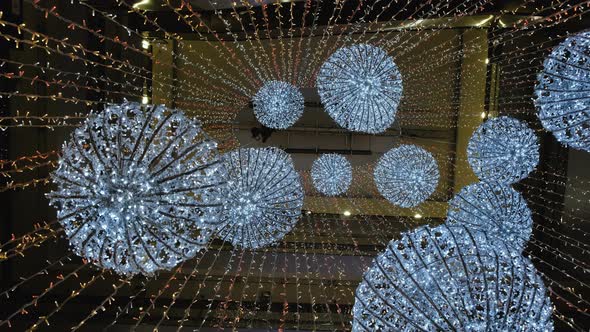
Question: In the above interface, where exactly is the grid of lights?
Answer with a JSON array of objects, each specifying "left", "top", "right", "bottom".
[{"left": 0, "top": 0, "right": 587, "bottom": 330}]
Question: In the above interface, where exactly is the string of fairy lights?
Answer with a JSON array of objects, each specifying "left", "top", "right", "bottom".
[
  {"left": 1, "top": 152, "right": 588, "bottom": 326},
  {"left": 0, "top": 0, "right": 588, "bottom": 330}
]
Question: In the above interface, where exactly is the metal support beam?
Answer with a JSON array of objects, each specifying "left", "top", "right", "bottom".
[
  {"left": 452, "top": 29, "right": 488, "bottom": 193},
  {"left": 304, "top": 197, "right": 447, "bottom": 218}
]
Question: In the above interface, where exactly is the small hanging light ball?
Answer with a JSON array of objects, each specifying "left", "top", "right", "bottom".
[
  {"left": 447, "top": 181, "right": 533, "bottom": 251},
  {"left": 317, "top": 44, "right": 403, "bottom": 134},
  {"left": 252, "top": 80, "right": 304, "bottom": 129},
  {"left": 311, "top": 154, "right": 353, "bottom": 196},
  {"left": 352, "top": 224, "right": 554, "bottom": 331},
  {"left": 216, "top": 147, "right": 304, "bottom": 249},
  {"left": 467, "top": 116, "right": 539, "bottom": 184},
  {"left": 374, "top": 144, "right": 439, "bottom": 208}
]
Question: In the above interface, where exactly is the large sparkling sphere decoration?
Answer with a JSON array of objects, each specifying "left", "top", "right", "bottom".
[
  {"left": 352, "top": 224, "right": 554, "bottom": 332},
  {"left": 252, "top": 80, "right": 304, "bottom": 129},
  {"left": 467, "top": 116, "right": 539, "bottom": 184},
  {"left": 534, "top": 31, "right": 590, "bottom": 152},
  {"left": 317, "top": 44, "right": 403, "bottom": 134},
  {"left": 311, "top": 154, "right": 353, "bottom": 196},
  {"left": 374, "top": 144, "right": 439, "bottom": 208},
  {"left": 216, "top": 147, "right": 304, "bottom": 249},
  {"left": 48, "top": 102, "right": 226, "bottom": 276},
  {"left": 447, "top": 181, "right": 533, "bottom": 251}
]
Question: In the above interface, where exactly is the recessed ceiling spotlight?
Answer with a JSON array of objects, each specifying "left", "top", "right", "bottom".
[
  {"left": 343, "top": 210, "right": 351, "bottom": 216},
  {"left": 414, "top": 213, "right": 422, "bottom": 219}
]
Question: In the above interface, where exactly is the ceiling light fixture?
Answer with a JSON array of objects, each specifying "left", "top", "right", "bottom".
[{"left": 132, "top": 0, "right": 150, "bottom": 9}]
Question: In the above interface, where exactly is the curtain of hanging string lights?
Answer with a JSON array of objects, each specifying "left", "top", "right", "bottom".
[{"left": 0, "top": 0, "right": 589, "bottom": 331}]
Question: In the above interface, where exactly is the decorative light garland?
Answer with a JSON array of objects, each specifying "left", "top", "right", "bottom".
[{"left": 0, "top": 0, "right": 588, "bottom": 329}]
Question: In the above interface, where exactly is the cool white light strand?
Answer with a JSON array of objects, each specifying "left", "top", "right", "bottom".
[
  {"left": 446, "top": 181, "right": 533, "bottom": 252},
  {"left": 374, "top": 144, "right": 439, "bottom": 208},
  {"left": 216, "top": 147, "right": 304, "bottom": 249},
  {"left": 535, "top": 31, "right": 590, "bottom": 152},
  {"left": 317, "top": 44, "right": 403, "bottom": 134},
  {"left": 48, "top": 102, "right": 226, "bottom": 276},
  {"left": 352, "top": 224, "right": 554, "bottom": 332},
  {"left": 467, "top": 116, "right": 539, "bottom": 184},
  {"left": 252, "top": 80, "right": 304, "bottom": 129},
  {"left": 311, "top": 154, "right": 352, "bottom": 196}
]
